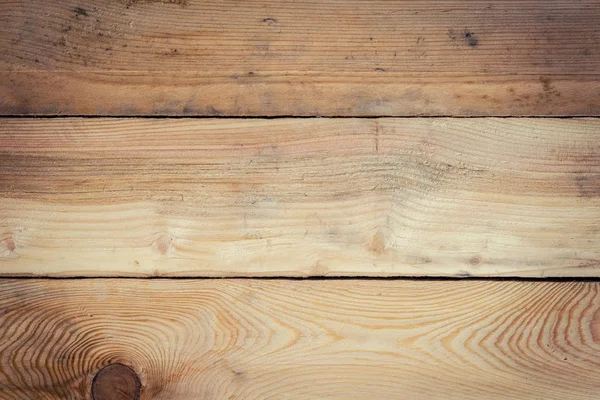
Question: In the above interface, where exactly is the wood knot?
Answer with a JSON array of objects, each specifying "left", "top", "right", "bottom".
[
  {"left": 92, "top": 363, "right": 141, "bottom": 400},
  {"left": 368, "top": 231, "right": 386, "bottom": 255},
  {"left": 4, "top": 238, "right": 15, "bottom": 252},
  {"left": 1, "top": 235, "right": 19, "bottom": 259},
  {"left": 469, "top": 256, "right": 482, "bottom": 266},
  {"left": 153, "top": 234, "right": 174, "bottom": 256}
]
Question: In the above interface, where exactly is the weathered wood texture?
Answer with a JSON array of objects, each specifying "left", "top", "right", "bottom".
[
  {"left": 1, "top": 0, "right": 599, "bottom": 116},
  {"left": 1, "top": 118, "right": 599, "bottom": 277},
  {"left": 1, "top": 279, "right": 600, "bottom": 399}
]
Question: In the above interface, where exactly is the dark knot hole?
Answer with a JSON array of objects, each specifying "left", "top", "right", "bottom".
[{"left": 91, "top": 363, "right": 141, "bottom": 400}]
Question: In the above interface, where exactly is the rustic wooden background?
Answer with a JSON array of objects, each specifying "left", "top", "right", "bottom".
[{"left": 1, "top": 1, "right": 599, "bottom": 399}]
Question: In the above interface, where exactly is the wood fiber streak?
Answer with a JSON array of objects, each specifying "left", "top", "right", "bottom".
[
  {"left": 1, "top": 0, "right": 599, "bottom": 115},
  {"left": 1, "top": 280, "right": 600, "bottom": 399},
  {"left": 1, "top": 118, "right": 599, "bottom": 277}
]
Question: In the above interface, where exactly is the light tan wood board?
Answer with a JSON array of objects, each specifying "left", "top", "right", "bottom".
[
  {"left": 1, "top": 118, "right": 599, "bottom": 277},
  {"left": 1, "top": 0, "right": 599, "bottom": 116},
  {"left": 1, "top": 279, "right": 600, "bottom": 399}
]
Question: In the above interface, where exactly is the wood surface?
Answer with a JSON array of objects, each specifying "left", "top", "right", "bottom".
[
  {"left": 2, "top": 0, "right": 599, "bottom": 116},
  {"left": 91, "top": 363, "right": 141, "bottom": 400},
  {"left": 3, "top": 1, "right": 599, "bottom": 398},
  {"left": 1, "top": 117, "right": 599, "bottom": 277},
  {"left": 1, "top": 279, "right": 600, "bottom": 399}
]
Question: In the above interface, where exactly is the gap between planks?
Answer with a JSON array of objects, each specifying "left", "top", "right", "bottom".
[
  {"left": 0, "top": 116, "right": 598, "bottom": 119},
  {"left": 3, "top": 276, "right": 600, "bottom": 283}
]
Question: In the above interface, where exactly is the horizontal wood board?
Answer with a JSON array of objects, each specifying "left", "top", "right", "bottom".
[
  {"left": 1, "top": 279, "right": 600, "bottom": 399},
  {"left": 1, "top": 118, "right": 599, "bottom": 277},
  {"left": 1, "top": 0, "right": 599, "bottom": 116}
]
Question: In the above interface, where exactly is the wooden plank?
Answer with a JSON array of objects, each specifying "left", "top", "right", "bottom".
[
  {"left": 1, "top": 118, "right": 599, "bottom": 277},
  {"left": 1, "top": 0, "right": 599, "bottom": 116},
  {"left": 1, "top": 279, "right": 600, "bottom": 399}
]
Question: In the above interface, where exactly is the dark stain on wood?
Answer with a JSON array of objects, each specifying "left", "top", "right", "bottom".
[
  {"left": 537, "top": 76, "right": 562, "bottom": 102},
  {"left": 124, "top": 0, "right": 187, "bottom": 7},
  {"left": 577, "top": 259, "right": 600, "bottom": 268},
  {"left": 575, "top": 174, "right": 600, "bottom": 198},
  {"left": 73, "top": 7, "right": 88, "bottom": 16},
  {"left": 464, "top": 31, "right": 478, "bottom": 47},
  {"left": 91, "top": 363, "right": 141, "bottom": 400},
  {"left": 448, "top": 29, "right": 478, "bottom": 47},
  {"left": 540, "top": 76, "right": 553, "bottom": 92}
]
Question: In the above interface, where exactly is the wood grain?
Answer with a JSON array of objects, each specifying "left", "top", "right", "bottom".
[
  {"left": 1, "top": 279, "right": 600, "bottom": 399},
  {"left": 91, "top": 364, "right": 141, "bottom": 400},
  {"left": 1, "top": 118, "right": 599, "bottom": 277},
  {"left": 1, "top": 0, "right": 599, "bottom": 116}
]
